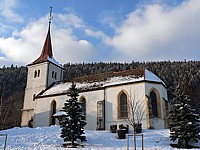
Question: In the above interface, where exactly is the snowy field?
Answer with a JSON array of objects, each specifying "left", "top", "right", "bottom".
[{"left": 0, "top": 125, "right": 199, "bottom": 150}]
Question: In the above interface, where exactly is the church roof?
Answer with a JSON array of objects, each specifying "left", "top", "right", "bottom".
[
  {"left": 33, "top": 25, "right": 53, "bottom": 64},
  {"left": 37, "top": 68, "right": 166, "bottom": 98},
  {"left": 29, "top": 9, "right": 63, "bottom": 68}
]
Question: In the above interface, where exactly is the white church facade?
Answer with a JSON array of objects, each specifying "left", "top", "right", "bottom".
[{"left": 21, "top": 16, "right": 169, "bottom": 130}]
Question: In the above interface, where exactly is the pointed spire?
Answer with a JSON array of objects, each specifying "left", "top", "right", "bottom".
[{"left": 32, "top": 6, "right": 53, "bottom": 64}]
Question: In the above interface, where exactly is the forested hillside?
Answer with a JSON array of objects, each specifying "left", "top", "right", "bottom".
[
  {"left": 0, "top": 65, "right": 27, "bottom": 129},
  {"left": 0, "top": 61, "right": 199, "bottom": 129},
  {"left": 64, "top": 61, "right": 200, "bottom": 89}
]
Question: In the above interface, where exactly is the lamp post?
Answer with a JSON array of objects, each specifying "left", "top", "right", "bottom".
[
  {"left": 52, "top": 111, "right": 68, "bottom": 124},
  {"left": 0, "top": 99, "right": 2, "bottom": 116}
]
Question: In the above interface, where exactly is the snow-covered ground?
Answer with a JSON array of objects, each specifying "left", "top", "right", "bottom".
[{"left": 0, "top": 126, "right": 199, "bottom": 150}]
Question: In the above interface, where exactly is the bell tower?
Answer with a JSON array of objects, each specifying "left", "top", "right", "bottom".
[{"left": 21, "top": 7, "right": 64, "bottom": 127}]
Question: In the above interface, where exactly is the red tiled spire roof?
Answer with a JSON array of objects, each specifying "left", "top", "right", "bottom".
[{"left": 33, "top": 24, "right": 53, "bottom": 64}]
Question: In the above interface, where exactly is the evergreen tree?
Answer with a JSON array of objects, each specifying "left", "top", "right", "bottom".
[
  {"left": 59, "top": 82, "right": 87, "bottom": 148},
  {"left": 169, "top": 86, "right": 200, "bottom": 148}
]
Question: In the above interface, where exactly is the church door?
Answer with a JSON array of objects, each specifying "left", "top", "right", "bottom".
[{"left": 50, "top": 101, "right": 56, "bottom": 125}]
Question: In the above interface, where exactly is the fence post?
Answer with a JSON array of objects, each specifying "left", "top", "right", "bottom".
[
  {"left": 126, "top": 133, "right": 144, "bottom": 150},
  {"left": 134, "top": 134, "right": 136, "bottom": 150},
  {"left": 126, "top": 134, "right": 129, "bottom": 150},
  {"left": 0, "top": 134, "right": 8, "bottom": 150},
  {"left": 142, "top": 134, "right": 144, "bottom": 150}
]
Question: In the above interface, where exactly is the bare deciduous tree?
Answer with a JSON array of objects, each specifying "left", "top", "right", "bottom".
[{"left": 125, "top": 91, "right": 145, "bottom": 133}]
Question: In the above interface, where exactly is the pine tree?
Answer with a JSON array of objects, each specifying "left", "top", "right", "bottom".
[
  {"left": 169, "top": 86, "right": 200, "bottom": 148},
  {"left": 59, "top": 82, "right": 87, "bottom": 148}
]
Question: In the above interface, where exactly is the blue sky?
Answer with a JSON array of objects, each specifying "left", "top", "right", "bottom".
[{"left": 0, "top": 0, "right": 200, "bottom": 67}]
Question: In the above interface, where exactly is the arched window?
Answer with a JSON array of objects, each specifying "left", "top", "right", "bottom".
[
  {"left": 37, "top": 70, "right": 40, "bottom": 77},
  {"left": 52, "top": 71, "right": 54, "bottom": 78},
  {"left": 80, "top": 97, "right": 86, "bottom": 120},
  {"left": 119, "top": 92, "right": 128, "bottom": 118},
  {"left": 55, "top": 72, "right": 57, "bottom": 79},
  {"left": 33, "top": 94, "right": 36, "bottom": 101},
  {"left": 34, "top": 70, "right": 37, "bottom": 78},
  {"left": 50, "top": 101, "right": 56, "bottom": 125},
  {"left": 150, "top": 91, "right": 158, "bottom": 117}
]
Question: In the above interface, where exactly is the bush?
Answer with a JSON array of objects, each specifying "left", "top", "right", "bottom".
[{"left": 110, "top": 124, "right": 117, "bottom": 133}]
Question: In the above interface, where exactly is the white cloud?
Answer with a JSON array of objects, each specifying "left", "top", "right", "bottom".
[
  {"left": 85, "top": 29, "right": 110, "bottom": 44},
  {"left": 0, "top": 13, "right": 94, "bottom": 66},
  {"left": 98, "top": 10, "right": 118, "bottom": 29},
  {"left": 0, "top": 17, "right": 46, "bottom": 65},
  {"left": 0, "top": 56, "right": 12, "bottom": 67},
  {"left": 52, "top": 27, "right": 94, "bottom": 63},
  {"left": 0, "top": 22, "right": 12, "bottom": 34},
  {"left": 1, "top": 0, "right": 200, "bottom": 67},
  {"left": 108, "top": 0, "right": 200, "bottom": 61},
  {"left": 0, "top": 0, "right": 23, "bottom": 23},
  {"left": 55, "top": 13, "right": 85, "bottom": 29}
]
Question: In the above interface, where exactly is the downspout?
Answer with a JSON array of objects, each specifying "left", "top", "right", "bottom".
[
  {"left": 103, "top": 87, "right": 106, "bottom": 130},
  {"left": 46, "top": 62, "right": 50, "bottom": 88},
  {"left": 60, "top": 69, "right": 63, "bottom": 81}
]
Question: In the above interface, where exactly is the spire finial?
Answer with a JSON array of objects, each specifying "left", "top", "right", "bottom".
[
  {"left": 32, "top": 5, "right": 54, "bottom": 64},
  {"left": 49, "top": 6, "right": 53, "bottom": 24}
]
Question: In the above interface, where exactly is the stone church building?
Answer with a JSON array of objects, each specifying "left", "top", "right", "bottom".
[{"left": 21, "top": 19, "right": 169, "bottom": 130}]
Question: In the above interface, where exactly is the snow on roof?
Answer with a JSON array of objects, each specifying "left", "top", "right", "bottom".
[
  {"left": 48, "top": 56, "right": 63, "bottom": 68},
  {"left": 39, "top": 69, "right": 165, "bottom": 97},
  {"left": 53, "top": 111, "right": 67, "bottom": 117},
  {"left": 41, "top": 81, "right": 100, "bottom": 96},
  {"left": 145, "top": 69, "right": 166, "bottom": 86},
  {"left": 103, "top": 76, "right": 143, "bottom": 87}
]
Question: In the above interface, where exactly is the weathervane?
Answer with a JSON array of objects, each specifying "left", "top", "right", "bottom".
[{"left": 49, "top": 6, "right": 53, "bottom": 24}]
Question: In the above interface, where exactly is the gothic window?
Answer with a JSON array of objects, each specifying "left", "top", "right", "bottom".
[
  {"left": 34, "top": 70, "right": 37, "bottom": 78},
  {"left": 119, "top": 92, "right": 128, "bottom": 118},
  {"left": 150, "top": 91, "right": 158, "bottom": 117},
  {"left": 50, "top": 101, "right": 56, "bottom": 125},
  {"left": 80, "top": 97, "right": 86, "bottom": 120}
]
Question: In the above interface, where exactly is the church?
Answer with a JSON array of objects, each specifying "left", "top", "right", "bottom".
[{"left": 21, "top": 12, "right": 169, "bottom": 130}]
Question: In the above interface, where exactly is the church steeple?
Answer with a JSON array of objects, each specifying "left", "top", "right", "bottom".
[
  {"left": 21, "top": 6, "right": 64, "bottom": 128},
  {"left": 33, "top": 6, "right": 53, "bottom": 64}
]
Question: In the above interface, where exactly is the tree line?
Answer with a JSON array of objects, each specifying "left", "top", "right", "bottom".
[{"left": 0, "top": 60, "right": 199, "bottom": 129}]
